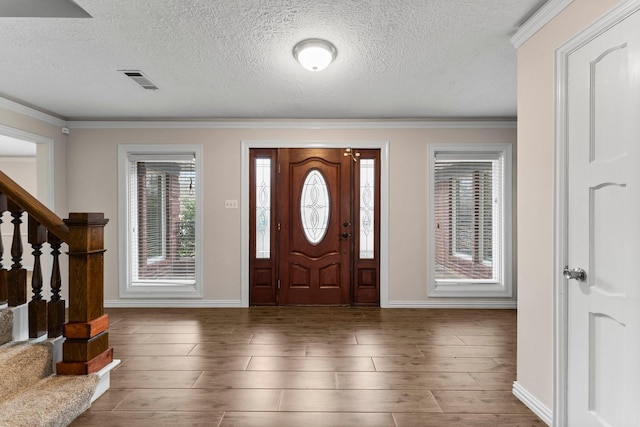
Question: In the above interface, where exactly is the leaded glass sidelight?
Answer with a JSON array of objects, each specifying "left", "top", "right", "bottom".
[
  {"left": 255, "top": 158, "right": 271, "bottom": 258},
  {"left": 301, "top": 169, "right": 330, "bottom": 244},
  {"left": 360, "top": 159, "right": 375, "bottom": 259}
]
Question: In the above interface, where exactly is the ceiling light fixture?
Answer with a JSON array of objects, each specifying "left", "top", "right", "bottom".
[{"left": 293, "top": 39, "right": 337, "bottom": 72}]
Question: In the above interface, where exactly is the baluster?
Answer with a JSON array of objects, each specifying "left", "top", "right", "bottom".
[
  {"left": 7, "top": 201, "right": 26, "bottom": 307},
  {"left": 0, "top": 193, "right": 7, "bottom": 303},
  {"left": 48, "top": 235, "right": 64, "bottom": 338},
  {"left": 28, "top": 217, "right": 47, "bottom": 338}
]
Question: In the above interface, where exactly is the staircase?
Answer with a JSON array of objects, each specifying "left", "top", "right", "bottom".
[
  {"left": 0, "top": 169, "right": 117, "bottom": 427},
  {"left": 0, "top": 306, "right": 98, "bottom": 427}
]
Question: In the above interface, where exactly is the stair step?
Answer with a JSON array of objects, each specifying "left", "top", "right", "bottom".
[
  {"left": 0, "top": 309, "right": 12, "bottom": 346},
  {"left": 0, "top": 374, "right": 99, "bottom": 427},
  {"left": 0, "top": 341, "right": 53, "bottom": 401}
]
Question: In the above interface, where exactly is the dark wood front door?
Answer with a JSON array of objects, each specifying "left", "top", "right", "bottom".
[
  {"left": 249, "top": 147, "right": 380, "bottom": 306},
  {"left": 278, "top": 148, "right": 351, "bottom": 305}
]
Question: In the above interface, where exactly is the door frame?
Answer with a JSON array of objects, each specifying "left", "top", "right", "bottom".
[
  {"left": 553, "top": 1, "right": 640, "bottom": 425},
  {"left": 0, "top": 124, "right": 55, "bottom": 210},
  {"left": 241, "top": 140, "right": 390, "bottom": 308}
]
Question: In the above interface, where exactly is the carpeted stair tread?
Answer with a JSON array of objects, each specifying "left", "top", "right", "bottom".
[
  {"left": 0, "top": 309, "right": 12, "bottom": 346},
  {"left": 0, "top": 374, "right": 99, "bottom": 427},
  {"left": 0, "top": 341, "right": 53, "bottom": 401}
]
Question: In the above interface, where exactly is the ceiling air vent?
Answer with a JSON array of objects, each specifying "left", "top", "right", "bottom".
[{"left": 119, "top": 70, "right": 159, "bottom": 90}]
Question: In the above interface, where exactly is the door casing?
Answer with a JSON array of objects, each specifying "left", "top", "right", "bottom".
[
  {"left": 553, "top": 1, "right": 640, "bottom": 425},
  {"left": 241, "top": 140, "right": 390, "bottom": 308}
]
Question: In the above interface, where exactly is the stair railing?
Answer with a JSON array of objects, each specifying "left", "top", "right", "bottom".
[{"left": 0, "top": 170, "right": 112, "bottom": 375}]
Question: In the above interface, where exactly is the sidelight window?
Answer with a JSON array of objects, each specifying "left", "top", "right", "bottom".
[
  {"left": 255, "top": 158, "right": 271, "bottom": 258},
  {"left": 359, "top": 159, "right": 375, "bottom": 259}
]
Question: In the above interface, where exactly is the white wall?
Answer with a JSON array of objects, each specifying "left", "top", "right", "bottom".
[
  {"left": 515, "top": 0, "right": 623, "bottom": 413},
  {"left": 64, "top": 124, "right": 517, "bottom": 305}
]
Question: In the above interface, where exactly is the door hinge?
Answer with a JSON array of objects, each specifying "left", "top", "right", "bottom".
[
  {"left": 278, "top": 163, "right": 281, "bottom": 174},
  {"left": 277, "top": 222, "right": 281, "bottom": 231},
  {"left": 277, "top": 279, "right": 281, "bottom": 289}
]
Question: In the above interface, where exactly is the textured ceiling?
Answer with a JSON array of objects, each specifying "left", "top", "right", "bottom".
[{"left": 0, "top": 0, "right": 545, "bottom": 120}]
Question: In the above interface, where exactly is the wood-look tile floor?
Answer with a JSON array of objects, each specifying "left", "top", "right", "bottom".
[{"left": 71, "top": 308, "right": 545, "bottom": 427}]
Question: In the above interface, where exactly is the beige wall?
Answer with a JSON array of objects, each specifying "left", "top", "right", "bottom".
[
  {"left": 0, "top": 157, "right": 37, "bottom": 270},
  {"left": 0, "top": 157, "right": 37, "bottom": 193},
  {"left": 0, "top": 105, "right": 69, "bottom": 296},
  {"left": 65, "top": 125, "right": 516, "bottom": 303},
  {"left": 0, "top": 106, "right": 68, "bottom": 216},
  {"left": 516, "top": 0, "right": 623, "bottom": 411}
]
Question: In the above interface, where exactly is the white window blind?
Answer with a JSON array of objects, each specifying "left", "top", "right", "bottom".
[
  {"left": 434, "top": 153, "right": 502, "bottom": 283},
  {"left": 428, "top": 144, "right": 512, "bottom": 298},
  {"left": 128, "top": 154, "right": 196, "bottom": 284}
]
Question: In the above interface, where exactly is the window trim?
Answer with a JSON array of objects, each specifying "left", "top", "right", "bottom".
[
  {"left": 118, "top": 144, "right": 203, "bottom": 299},
  {"left": 427, "top": 143, "right": 513, "bottom": 297}
]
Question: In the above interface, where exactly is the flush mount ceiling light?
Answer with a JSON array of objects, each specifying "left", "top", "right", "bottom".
[{"left": 293, "top": 39, "right": 337, "bottom": 72}]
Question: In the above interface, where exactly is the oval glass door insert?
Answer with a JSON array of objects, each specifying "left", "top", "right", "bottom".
[{"left": 301, "top": 169, "right": 330, "bottom": 244}]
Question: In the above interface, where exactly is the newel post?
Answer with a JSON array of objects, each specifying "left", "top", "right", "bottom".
[{"left": 56, "top": 213, "right": 113, "bottom": 375}]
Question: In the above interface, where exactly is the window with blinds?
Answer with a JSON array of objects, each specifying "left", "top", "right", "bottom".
[
  {"left": 119, "top": 146, "right": 202, "bottom": 298},
  {"left": 428, "top": 144, "right": 512, "bottom": 297}
]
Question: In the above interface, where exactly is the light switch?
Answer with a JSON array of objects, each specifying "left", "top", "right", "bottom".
[{"left": 225, "top": 200, "right": 238, "bottom": 209}]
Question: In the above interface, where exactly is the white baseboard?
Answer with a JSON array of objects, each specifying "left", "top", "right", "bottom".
[
  {"left": 91, "top": 359, "right": 121, "bottom": 404},
  {"left": 105, "top": 299, "right": 516, "bottom": 309},
  {"left": 388, "top": 300, "right": 517, "bottom": 309},
  {"left": 10, "top": 303, "right": 28, "bottom": 341},
  {"left": 104, "top": 299, "right": 244, "bottom": 308},
  {"left": 512, "top": 381, "right": 552, "bottom": 426}
]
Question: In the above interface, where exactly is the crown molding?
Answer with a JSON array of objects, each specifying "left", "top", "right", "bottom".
[
  {"left": 511, "top": 0, "right": 574, "bottom": 49},
  {"left": 67, "top": 119, "right": 516, "bottom": 130},
  {"left": 0, "top": 97, "right": 516, "bottom": 131},
  {"left": 0, "top": 96, "right": 66, "bottom": 127}
]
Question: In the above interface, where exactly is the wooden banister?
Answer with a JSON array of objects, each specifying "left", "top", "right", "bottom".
[
  {"left": 0, "top": 170, "right": 69, "bottom": 241},
  {"left": 0, "top": 170, "right": 112, "bottom": 376}
]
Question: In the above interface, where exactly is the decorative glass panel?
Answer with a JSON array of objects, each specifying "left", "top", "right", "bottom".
[
  {"left": 255, "top": 158, "right": 271, "bottom": 259},
  {"left": 360, "top": 159, "right": 375, "bottom": 259},
  {"left": 300, "top": 169, "right": 330, "bottom": 244}
]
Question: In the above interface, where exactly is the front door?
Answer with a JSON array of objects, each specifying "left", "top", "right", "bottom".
[
  {"left": 278, "top": 148, "right": 351, "bottom": 305},
  {"left": 249, "top": 147, "right": 380, "bottom": 306},
  {"left": 565, "top": 7, "right": 640, "bottom": 426}
]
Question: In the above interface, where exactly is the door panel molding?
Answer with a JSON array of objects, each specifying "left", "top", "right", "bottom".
[
  {"left": 242, "top": 140, "right": 390, "bottom": 308},
  {"left": 553, "top": 2, "right": 640, "bottom": 426}
]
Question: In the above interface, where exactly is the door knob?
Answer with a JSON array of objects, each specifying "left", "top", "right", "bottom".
[
  {"left": 563, "top": 266, "right": 586, "bottom": 282},
  {"left": 342, "top": 232, "right": 352, "bottom": 239}
]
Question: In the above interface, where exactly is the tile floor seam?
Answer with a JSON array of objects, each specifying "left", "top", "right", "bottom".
[
  {"left": 276, "top": 389, "right": 285, "bottom": 412},
  {"left": 191, "top": 370, "right": 206, "bottom": 388}
]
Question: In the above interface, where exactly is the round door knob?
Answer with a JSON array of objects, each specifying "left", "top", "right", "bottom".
[
  {"left": 342, "top": 232, "right": 351, "bottom": 239},
  {"left": 563, "top": 266, "right": 586, "bottom": 282}
]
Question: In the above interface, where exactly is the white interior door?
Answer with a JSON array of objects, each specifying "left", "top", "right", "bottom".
[{"left": 565, "top": 8, "right": 640, "bottom": 427}]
